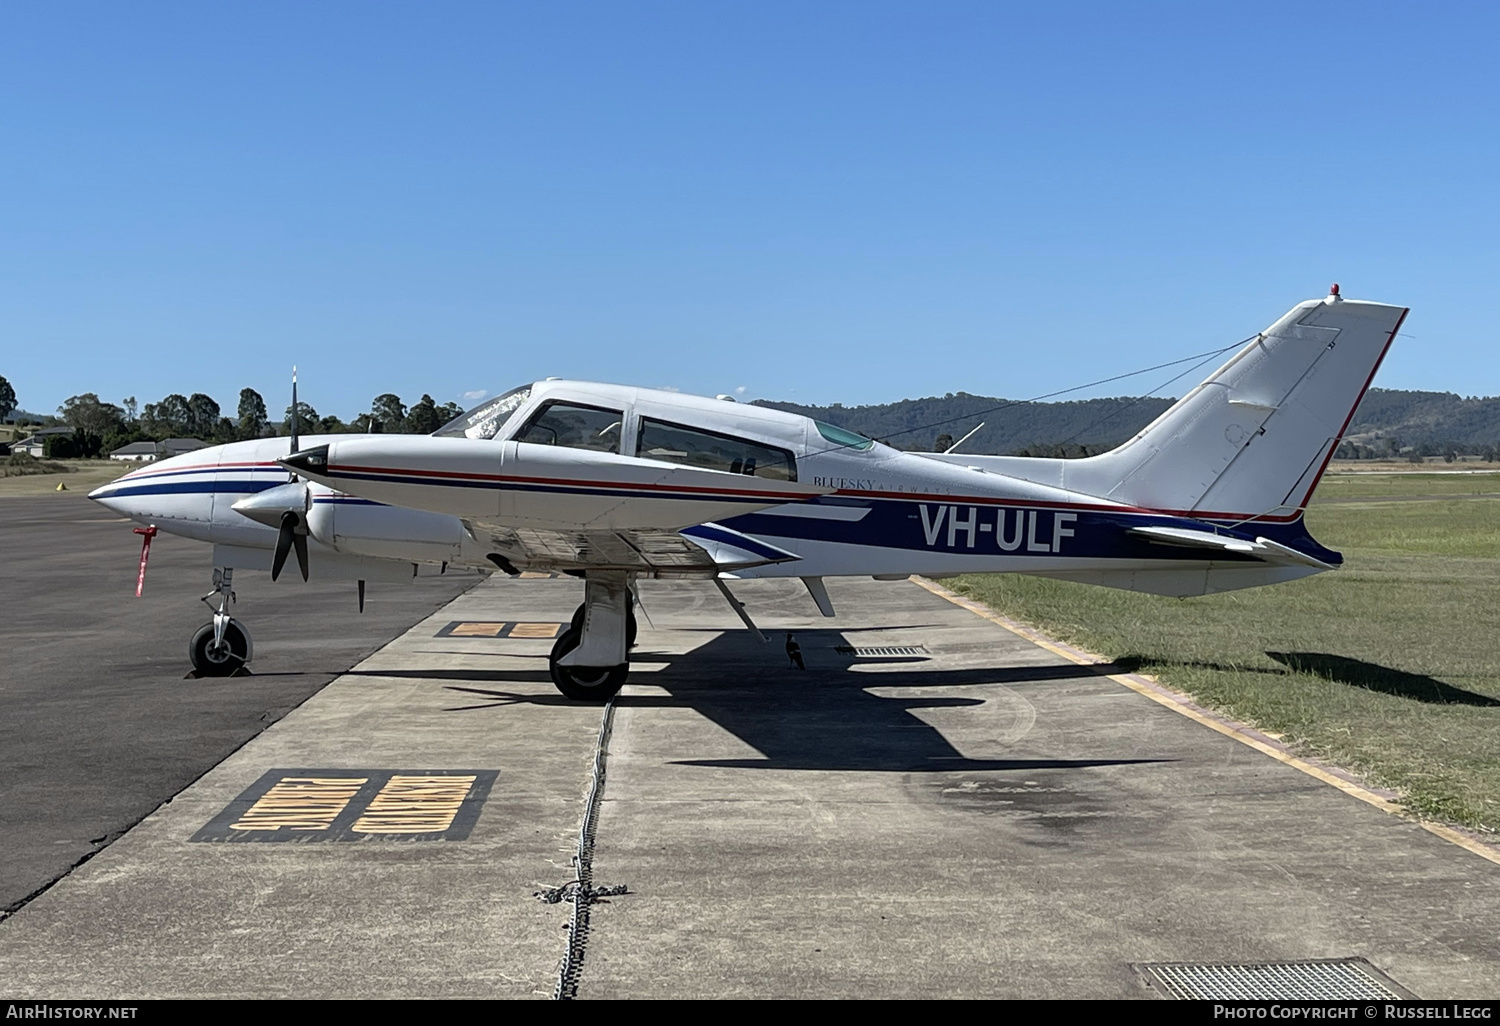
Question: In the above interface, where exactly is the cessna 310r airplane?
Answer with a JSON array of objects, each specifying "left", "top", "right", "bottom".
[{"left": 90, "top": 288, "right": 1406, "bottom": 700}]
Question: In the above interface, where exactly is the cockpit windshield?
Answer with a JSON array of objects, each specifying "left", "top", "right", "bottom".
[{"left": 433, "top": 385, "right": 533, "bottom": 440}]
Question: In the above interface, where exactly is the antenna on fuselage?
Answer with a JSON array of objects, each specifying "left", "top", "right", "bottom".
[
  {"left": 943, "top": 422, "right": 985, "bottom": 454},
  {"left": 288, "top": 365, "right": 299, "bottom": 456}
]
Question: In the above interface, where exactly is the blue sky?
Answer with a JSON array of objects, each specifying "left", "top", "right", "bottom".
[{"left": 2, "top": 2, "right": 1496, "bottom": 420}]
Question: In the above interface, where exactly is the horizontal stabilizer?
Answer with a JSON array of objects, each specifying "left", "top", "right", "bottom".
[
  {"left": 1249, "top": 535, "right": 1338, "bottom": 570},
  {"left": 1127, "top": 526, "right": 1336, "bottom": 570}
]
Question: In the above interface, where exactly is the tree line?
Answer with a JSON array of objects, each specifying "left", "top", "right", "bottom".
[{"left": 0, "top": 374, "right": 468, "bottom": 458}]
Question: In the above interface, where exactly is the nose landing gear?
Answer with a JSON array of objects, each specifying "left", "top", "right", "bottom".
[{"left": 189, "top": 567, "right": 254, "bottom": 677}]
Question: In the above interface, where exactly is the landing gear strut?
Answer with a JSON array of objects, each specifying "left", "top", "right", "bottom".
[
  {"left": 569, "top": 601, "right": 638, "bottom": 649},
  {"left": 190, "top": 567, "right": 254, "bottom": 677},
  {"left": 549, "top": 572, "right": 633, "bottom": 702}
]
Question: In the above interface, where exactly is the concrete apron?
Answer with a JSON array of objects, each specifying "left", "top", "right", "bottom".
[
  {"left": 0, "top": 574, "right": 598, "bottom": 999},
  {"left": 1, "top": 575, "right": 1497, "bottom": 999}
]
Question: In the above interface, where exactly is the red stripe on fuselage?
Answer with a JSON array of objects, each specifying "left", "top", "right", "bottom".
[
  {"left": 328, "top": 463, "right": 817, "bottom": 503},
  {"left": 121, "top": 459, "right": 283, "bottom": 481},
  {"left": 325, "top": 463, "right": 1316, "bottom": 524}
]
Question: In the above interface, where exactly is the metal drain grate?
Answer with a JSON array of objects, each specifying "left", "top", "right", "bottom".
[
  {"left": 1137, "top": 959, "right": 1412, "bottom": 1001},
  {"left": 834, "top": 645, "right": 928, "bottom": 657}
]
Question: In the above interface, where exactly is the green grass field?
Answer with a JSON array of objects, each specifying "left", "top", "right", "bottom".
[
  {"left": 949, "top": 471, "right": 1500, "bottom": 836},
  {"left": 1317, "top": 468, "right": 1500, "bottom": 503},
  {"left": 0, "top": 459, "right": 131, "bottom": 496}
]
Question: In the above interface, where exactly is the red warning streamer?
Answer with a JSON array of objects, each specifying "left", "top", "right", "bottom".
[{"left": 133, "top": 525, "right": 158, "bottom": 597}]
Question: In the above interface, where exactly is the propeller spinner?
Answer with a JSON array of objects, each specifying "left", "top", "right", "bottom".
[{"left": 230, "top": 481, "right": 312, "bottom": 582}]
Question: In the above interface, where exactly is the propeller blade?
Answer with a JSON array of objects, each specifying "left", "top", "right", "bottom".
[
  {"left": 293, "top": 529, "right": 309, "bottom": 582},
  {"left": 357, "top": 579, "right": 365, "bottom": 613},
  {"left": 272, "top": 511, "right": 297, "bottom": 582}
]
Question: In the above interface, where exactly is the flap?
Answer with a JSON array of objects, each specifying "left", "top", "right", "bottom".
[{"left": 466, "top": 519, "right": 799, "bottom": 576}]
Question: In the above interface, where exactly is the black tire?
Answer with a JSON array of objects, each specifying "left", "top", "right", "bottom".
[
  {"left": 548, "top": 626, "right": 627, "bottom": 702},
  {"left": 569, "top": 602, "right": 638, "bottom": 648},
  {"left": 190, "top": 621, "right": 250, "bottom": 677}
]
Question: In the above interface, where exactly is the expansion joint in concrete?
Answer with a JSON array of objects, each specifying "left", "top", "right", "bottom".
[{"left": 549, "top": 697, "right": 627, "bottom": 1000}]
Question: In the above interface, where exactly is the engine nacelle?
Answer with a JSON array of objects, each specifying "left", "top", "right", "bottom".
[{"left": 305, "top": 488, "right": 467, "bottom": 564}]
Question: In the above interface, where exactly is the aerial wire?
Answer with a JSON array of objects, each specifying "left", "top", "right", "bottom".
[
  {"left": 794, "top": 334, "right": 1255, "bottom": 459},
  {"left": 1048, "top": 345, "right": 1244, "bottom": 453}
]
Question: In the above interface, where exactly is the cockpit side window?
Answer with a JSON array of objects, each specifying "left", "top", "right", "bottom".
[
  {"left": 434, "top": 385, "right": 533, "bottom": 440},
  {"left": 814, "top": 420, "right": 874, "bottom": 451},
  {"left": 636, "top": 418, "right": 797, "bottom": 481},
  {"left": 514, "top": 401, "right": 624, "bottom": 454}
]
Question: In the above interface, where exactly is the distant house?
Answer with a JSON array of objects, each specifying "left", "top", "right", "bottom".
[
  {"left": 107, "top": 438, "right": 212, "bottom": 462},
  {"left": 159, "top": 438, "right": 210, "bottom": 458},
  {"left": 13, "top": 426, "right": 74, "bottom": 457},
  {"left": 109, "top": 441, "right": 161, "bottom": 462}
]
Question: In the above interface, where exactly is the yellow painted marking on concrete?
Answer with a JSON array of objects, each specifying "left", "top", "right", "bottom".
[
  {"left": 910, "top": 577, "right": 1500, "bottom": 867},
  {"left": 230, "top": 777, "right": 368, "bottom": 832},
  {"left": 508, "top": 622, "right": 561, "bottom": 639},
  {"left": 352, "top": 775, "right": 476, "bottom": 834},
  {"left": 518, "top": 571, "right": 553, "bottom": 579},
  {"left": 449, "top": 622, "right": 509, "bottom": 637}
]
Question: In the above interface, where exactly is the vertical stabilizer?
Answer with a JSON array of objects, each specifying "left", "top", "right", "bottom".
[{"left": 1080, "top": 291, "right": 1407, "bottom": 519}]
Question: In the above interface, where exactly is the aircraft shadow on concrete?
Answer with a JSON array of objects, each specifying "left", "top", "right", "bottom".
[
  {"left": 1267, "top": 651, "right": 1500, "bottom": 708},
  {"left": 367, "top": 630, "right": 1172, "bottom": 774}
]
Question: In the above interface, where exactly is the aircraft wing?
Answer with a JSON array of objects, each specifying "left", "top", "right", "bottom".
[
  {"left": 1126, "top": 526, "right": 1336, "bottom": 570},
  {"left": 469, "top": 520, "right": 801, "bottom": 576}
]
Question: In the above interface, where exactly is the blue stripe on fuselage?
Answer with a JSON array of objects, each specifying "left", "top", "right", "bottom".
[
  {"left": 95, "top": 478, "right": 1338, "bottom": 566},
  {"left": 96, "top": 479, "right": 285, "bottom": 499},
  {"left": 722, "top": 499, "right": 1340, "bottom": 565},
  {"left": 97, "top": 481, "right": 391, "bottom": 507}
]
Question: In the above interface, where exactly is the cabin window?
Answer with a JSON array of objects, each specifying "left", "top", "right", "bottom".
[
  {"left": 636, "top": 418, "right": 797, "bottom": 481},
  {"left": 514, "top": 401, "right": 623, "bottom": 454}
]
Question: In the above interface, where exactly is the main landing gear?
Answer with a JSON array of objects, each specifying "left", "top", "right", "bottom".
[
  {"left": 549, "top": 572, "right": 636, "bottom": 702},
  {"left": 189, "top": 567, "right": 254, "bottom": 677}
]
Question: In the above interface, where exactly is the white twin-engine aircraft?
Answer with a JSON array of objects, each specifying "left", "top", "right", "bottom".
[{"left": 90, "top": 289, "right": 1406, "bottom": 700}]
